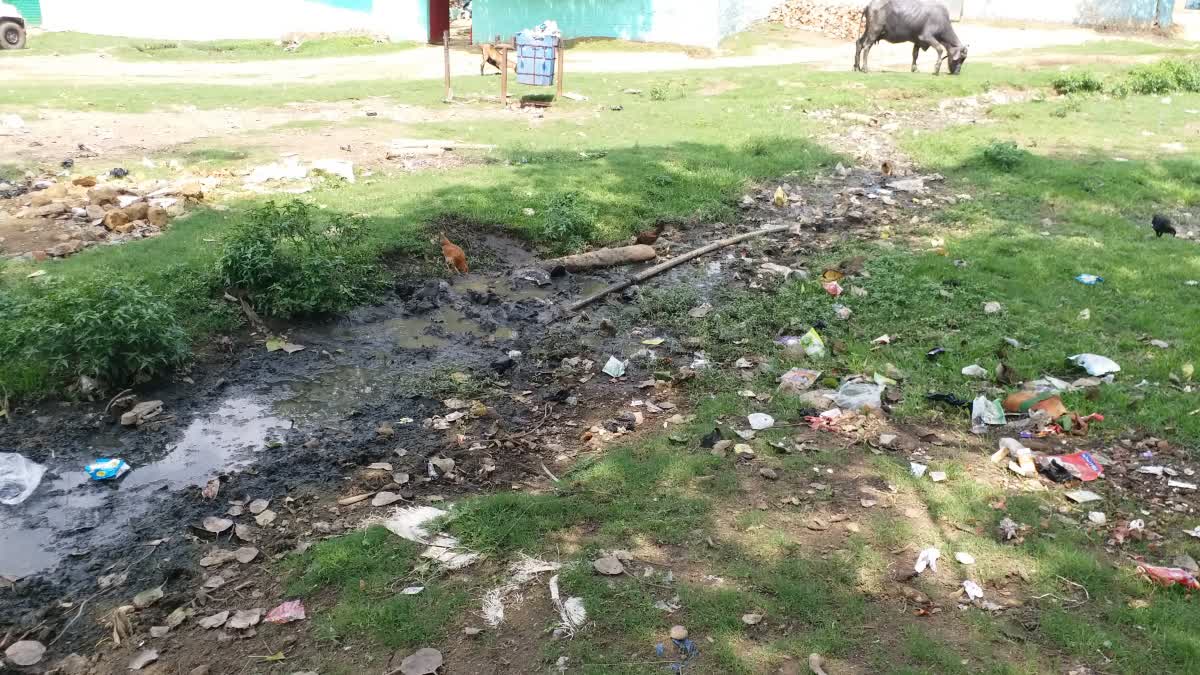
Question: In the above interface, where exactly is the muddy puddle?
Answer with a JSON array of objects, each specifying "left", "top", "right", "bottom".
[{"left": 0, "top": 263, "right": 612, "bottom": 581}]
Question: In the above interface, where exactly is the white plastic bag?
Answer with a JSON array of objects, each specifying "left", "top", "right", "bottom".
[
  {"left": 0, "top": 453, "right": 46, "bottom": 506},
  {"left": 832, "top": 382, "right": 883, "bottom": 411},
  {"left": 914, "top": 548, "right": 940, "bottom": 574},
  {"left": 1069, "top": 354, "right": 1120, "bottom": 376}
]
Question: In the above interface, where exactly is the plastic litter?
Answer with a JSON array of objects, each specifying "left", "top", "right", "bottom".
[
  {"left": 914, "top": 548, "right": 940, "bottom": 574},
  {"left": 926, "top": 346, "right": 946, "bottom": 360},
  {"left": 1066, "top": 489, "right": 1102, "bottom": 503},
  {"left": 822, "top": 281, "right": 843, "bottom": 297},
  {"left": 971, "top": 396, "right": 1005, "bottom": 429},
  {"left": 961, "top": 364, "right": 988, "bottom": 378},
  {"left": 1069, "top": 354, "right": 1120, "bottom": 376},
  {"left": 833, "top": 382, "right": 883, "bottom": 411},
  {"left": 0, "top": 453, "right": 46, "bottom": 506},
  {"left": 602, "top": 356, "right": 626, "bottom": 378},
  {"left": 926, "top": 392, "right": 969, "bottom": 408},
  {"left": 85, "top": 457, "right": 130, "bottom": 481},
  {"left": 778, "top": 368, "right": 821, "bottom": 393},
  {"left": 747, "top": 413, "right": 775, "bottom": 430},
  {"left": 910, "top": 462, "right": 928, "bottom": 478},
  {"left": 265, "top": 600, "right": 306, "bottom": 624},
  {"left": 1138, "top": 564, "right": 1200, "bottom": 591},
  {"left": 962, "top": 580, "right": 984, "bottom": 600},
  {"left": 1075, "top": 274, "right": 1104, "bottom": 285},
  {"left": 1039, "top": 451, "right": 1103, "bottom": 482},
  {"left": 799, "top": 328, "right": 826, "bottom": 358},
  {"left": 955, "top": 552, "right": 976, "bottom": 565}
]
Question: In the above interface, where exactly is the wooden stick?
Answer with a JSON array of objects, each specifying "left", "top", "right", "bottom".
[
  {"left": 443, "top": 29, "right": 452, "bottom": 101},
  {"left": 500, "top": 41, "right": 508, "bottom": 105},
  {"left": 565, "top": 224, "right": 793, "bottom": 313},
  {"left": 556, "top": 37, "right": 564, "bottom": 97}
]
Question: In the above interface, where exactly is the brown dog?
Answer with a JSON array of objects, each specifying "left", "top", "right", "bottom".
[{"left": 479, "top": 43, "right": 516, "bottom": 76}]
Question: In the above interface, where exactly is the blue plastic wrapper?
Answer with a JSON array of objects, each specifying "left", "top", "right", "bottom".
[
  {"left": 1075, "top": 274, "right": 1103, "bottom": 285},
  {"left": 86, "top": 458, "right": 130, "bottom": 481}
]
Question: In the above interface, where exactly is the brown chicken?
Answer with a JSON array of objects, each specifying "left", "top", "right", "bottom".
[
  {"left": 440, "top": 233, "right": 469, "bottom": 274},
  {"left": 635, "top": 224, "right": 665, "bottom": 246}
]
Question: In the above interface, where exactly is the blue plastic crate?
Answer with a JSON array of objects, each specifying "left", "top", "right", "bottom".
[{"left": 515, "top": 33, "right": 557, "bottom": 87}]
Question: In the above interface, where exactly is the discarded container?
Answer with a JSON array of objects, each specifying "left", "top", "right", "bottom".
[
  {"left": 1069, "top": 354, "right": 1120, "bottom": 376},
  {"left": 1075, "top": 274, "right": 1104, "bottom": 285},
  {"left": 515, "top": 30, "right": 558, "bottom": 87},
  {"left": 85, "top": 458, "right": 130, "bottom": 481},
  {"left": 833, "top": 382, "right": 883, "bottom": 411},
  {"left": 0, "top": 453, "right": 46, "bottom": 506}
]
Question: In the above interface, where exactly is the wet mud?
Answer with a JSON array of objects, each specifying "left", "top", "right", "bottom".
[{"left": 0, "top": 166, "right": 942, "bottom": 660}]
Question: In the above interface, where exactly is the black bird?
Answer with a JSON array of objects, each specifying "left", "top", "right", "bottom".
[{"left": 1152, "top": 213, "right": 1177, "bottom": 238}]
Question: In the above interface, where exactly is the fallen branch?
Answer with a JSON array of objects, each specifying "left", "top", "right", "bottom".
[
  {"left": 565, "top": 224, "right": 793, "bottom": 313},
  {"left": 545, "top": 244, "right": 658, "bottom": 272}
]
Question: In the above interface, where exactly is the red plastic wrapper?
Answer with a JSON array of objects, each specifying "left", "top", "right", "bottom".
[
  {"left": 1138, "top": 565, "right": 1200, "bottom": 591},
  {"left": 1053, "top": 451, "right": 1104, "bottom": 482}
]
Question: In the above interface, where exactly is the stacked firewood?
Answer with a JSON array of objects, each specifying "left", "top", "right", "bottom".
[{"left": 767, "top": 0, "right": 864, "bottom": 41}]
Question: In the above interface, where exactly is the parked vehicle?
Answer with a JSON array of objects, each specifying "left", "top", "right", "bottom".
[{"left": 0, "top": 2, "right": 27, "bottom": 50}]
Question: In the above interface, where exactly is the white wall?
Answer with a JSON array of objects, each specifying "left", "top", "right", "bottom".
[
  {"left": 39, "top": 0, "right": 426, "bottom": 42},
  {"left": 961, "top": 0, "right": 1169, "bottom": 26},
  {"left": 717, "top": 0, "right": 786, "bottom": 40}
]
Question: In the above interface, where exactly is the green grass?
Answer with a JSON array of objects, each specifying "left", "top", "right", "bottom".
[
  {"left": 0, "top": 31, "right": 419, "bottom": 60},
  {"left": 285, "top": 526, "right": 467, "bottom": 648}
]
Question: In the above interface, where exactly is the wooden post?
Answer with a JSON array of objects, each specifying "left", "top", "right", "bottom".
[
  {"left": 500, "top": 42, "right": 508, "bottom": 106},
  {"left": 443, "top": 30, "right": 452, "bottom": 102},
  {"left": 556, "top": 37, "right": 564, "bottom": 98}
]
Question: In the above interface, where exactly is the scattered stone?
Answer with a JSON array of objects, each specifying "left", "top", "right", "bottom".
[
  {"left": 807, "top": 517, "right": 828, "bottom": 531},
  {"left": 373, "top": 491, "right": 405, "bottom": 507},
  {"left": 149, "top": 626, "right": 170, "bottom": 638},
  {"left": 188, "top": 667, "right": 210, "bottom": 675},
  {"left": 1088, "top": 511, "right": 1107, "bottom": 526},
  {"left": 147, "top": 206, "right": 169, "bottom": 227},
  {"left": 199, "top": 549, "right": 237, "bottom": 567},
  {"left": 878, "top": 434, "right": 897, "bottom": 448},
  {"left": 399, "top": 648, "right": 443, "bottom": 675},
  {"left": 234, "top": 547, "right": 259, "bottom": 564},
  {"left": 955, "top": 552, "right": 976, "bottom": 565},
  {"left": 248, "top": 499, "right": 269, "bottom": 515},
  {"left": 199, "top": 611, "right": 230, "bottom": 629},
  {"left": 227, "top": 608, "right": 263, "bottom": 630},
  {"left": 202, "top": 516, "right": 233, "bottom": 534},
  {"left": 463, "top": 626, "right": 483, "bottom": 636},
  {"left": 688, "top": 303, "right": 713, "bottom": 318},
  {"left": 120, "top": 400, "right": 163, "bottom": 426},
  {"left": 733, "top": 444, "right": 755, "bottom": 459},
  {"left": 255, "top": 509, "right": 277, "bottom": 526},
  {"left": 129, "top": 649, "right": 159, "bottom": 671},
  {"left": 741, "top": 613, "right": 764, "bottom": 625},
  {"left": 759, "top": 468, "right": 779, "bottom": 480},
  {"left": 670, "top": 625, "right": 688, "bottom": 640},
  {"left": 133, "top": 585, "right": 164, "bottom": 609},
  {"left": 593, "top": 556, "right": 625, "bottom": 576},
  {"left": 983, "top": 301, "right": 1003, "bottom": 314},
  {"left": 431, "top": 457, "right": 456, "bottom": 476},
  {"left": 5, "top": 640, "right": 46, "bottom": 666}
]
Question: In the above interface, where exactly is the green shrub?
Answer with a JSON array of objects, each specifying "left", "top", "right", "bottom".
[
  {"left": 217, "top": 200, "right": 386, "bottom": 318},
  {"left": 1120, "top": 59, "right": 1200, "bottom": 95},
  {"left": 541, "top": 190, "right": 596, "bottom": 252},
  {"left": 0, "top": 277, "right": 190, "bottom": 389},
  {"left": 1051, "top": 71, "right": 1103, "bottom": 95},
  {"left": 981, "top": 140, "right": 1029, "bottom": 171}
]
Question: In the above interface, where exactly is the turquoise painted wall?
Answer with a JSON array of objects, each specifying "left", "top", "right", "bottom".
[
  {"left": 473, "top": 0, "right": 723, "bottom": 47},
  {"left": 11, "top": 0, "right": 42, "bottom": 25},
  {"left": 313, "top": 0, "right": 373, "bottom": 10}
]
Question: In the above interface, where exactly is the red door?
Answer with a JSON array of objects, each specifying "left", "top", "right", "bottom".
[{"left": 429, "top": 0, "right": 450, "bottom": 44}]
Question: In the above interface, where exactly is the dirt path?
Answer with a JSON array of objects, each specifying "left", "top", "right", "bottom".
[{"left": 2, "top": 22, "right": 1136, "bottom": 86}]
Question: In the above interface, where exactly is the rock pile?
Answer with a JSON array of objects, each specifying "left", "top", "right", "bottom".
[
  {"left": 768, "top": 0, "right": 864, "bottom": 40},
  {"left": 0, "top": 175, "right": 210, "bottom": 261}
]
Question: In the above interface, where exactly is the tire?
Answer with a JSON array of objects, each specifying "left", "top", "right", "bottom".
[{"left": 0, "top": 21, "right": 26, "bottom": 50}]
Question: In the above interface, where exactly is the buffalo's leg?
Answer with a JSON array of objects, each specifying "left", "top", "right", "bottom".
[{"left": 911, "top": 44, "right": 921, "bottom": 72}]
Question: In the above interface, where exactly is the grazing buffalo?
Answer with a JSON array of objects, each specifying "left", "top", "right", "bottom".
[{"left": 854, "top": 0, "right": 968, "bottom": 75}]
